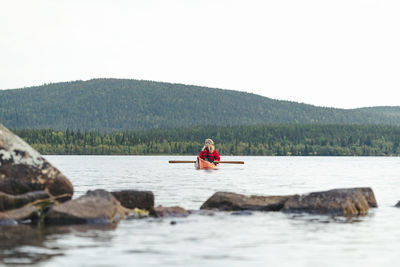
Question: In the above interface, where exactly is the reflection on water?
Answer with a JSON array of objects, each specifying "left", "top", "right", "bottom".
[
  {"left": 1, "top": 156, "right": 400, "bottom": 266},
  {"left": 1, "top": 225, "right": 50, "bottom": 265},
  {"left": 0, "top": 224, "right": 117, "bottom": 265}
]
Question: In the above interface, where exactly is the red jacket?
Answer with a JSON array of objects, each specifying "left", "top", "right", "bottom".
[{"left": 199, "top": 148, "right": 220, "bottom": 162}]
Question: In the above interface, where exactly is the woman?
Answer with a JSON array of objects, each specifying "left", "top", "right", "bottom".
[{"left": 198, "top": 138, "right": 220, "bottom": 164}]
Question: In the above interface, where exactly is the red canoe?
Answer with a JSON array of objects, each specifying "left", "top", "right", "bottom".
[{"left": 195, "top": 157, "right": 218, "bottom": 170}]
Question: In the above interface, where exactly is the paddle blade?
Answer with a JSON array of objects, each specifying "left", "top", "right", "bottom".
[
  {"left": 169, "top": 160, "right": 196, "bottom": 163},
  {"left": 215, "top": 161, "right": 244, "bottom": 164}
]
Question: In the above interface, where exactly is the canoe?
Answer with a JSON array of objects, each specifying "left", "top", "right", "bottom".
[{"left": 195, "top": 157, "right": 218, "bottom": 170}]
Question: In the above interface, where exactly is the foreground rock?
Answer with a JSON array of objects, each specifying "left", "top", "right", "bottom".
[
  {"left": 111, "top": 190, "right": 154, "bottom": 211},
  {"left": 154, "top": 206, "right": 190, "bottom": 217},
  {"left": 2, "top": 206, "right": 40, "bottom": 223},
  {"left": 0, "top": 124, "right": 73, "bottom": 198},
  {"left": 45, "top": 189, "right": 129, "bottom": 225},
  {"left": 0, "top": 191, "right": 51, "bottom": 211},
  {"left": 200, "top": 192, "right": 292, "bottom": 211},
  {"left": 282, "top": 188, "right": 377, "bottom": 216}
]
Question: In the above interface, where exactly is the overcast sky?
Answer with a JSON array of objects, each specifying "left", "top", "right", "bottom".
[{"left": 1, "top": 0, "right": 399, "bottom": 109}]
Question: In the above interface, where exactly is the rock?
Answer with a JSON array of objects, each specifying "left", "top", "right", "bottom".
[
  {"left": 200, "top": 188, "right": 377, "bottom": 217},
  {"left": 0, "top": 190, "right": 51, "bottom": 211},
  {"left": 200, "top": 192, "right": 292, "bottom": 211},
  {"left": 45, "top": 189, "right": 129, "bottom": 225},
  {"left": 111, "top": 190, "right": 154, "bottom": 211},
  {"left": 3, "top": 206, "right": 40, "bottom": 223},
  {"left": 395, "top": 201, "right": 400, "bottom": 207},
  {"left": 0, "top": 124, "right": 73, "bottom": 198},
  {"left": 283, "top": 188, "right": 377, "bottom": 216},
  {"left": 154, "top": 206, "right": 189, "bottom": 217}
]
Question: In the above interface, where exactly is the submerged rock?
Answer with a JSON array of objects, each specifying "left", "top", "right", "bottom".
[
  {"left": 0, "top": 124, "right": 73, "bottom": 198},
  {"left": 0, "top": 190, "right": 51, "bottom": 212},
  {"left": 200, "top": 192, "right": 292, "bottom": 211},
  {"left": 111, "top": 190, "right": 154, "bottom": 211},
  {"left": 45, "top": 189, "right": 129, "bottom": 225},
  {"left": 188, "top": 209, "right": 216, "bottom": 216},
  {"left": 282, "top": 188, "right": 377, "bottom": 216},
  {"left": 154, "top": 206, "right": 189, "bottom": 217}
]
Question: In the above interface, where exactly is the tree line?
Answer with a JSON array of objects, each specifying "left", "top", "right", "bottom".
[{"left": 12, "top": 124, "right": 400, "bottom": 156}]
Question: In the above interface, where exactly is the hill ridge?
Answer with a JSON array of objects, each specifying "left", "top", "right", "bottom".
[{"left": 1, "top": 78, "right": 399, "bottom": 131}]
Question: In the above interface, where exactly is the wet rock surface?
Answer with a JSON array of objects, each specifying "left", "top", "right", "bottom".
[
  {"left": 200, "top": 192, "right": 293, "bottom": 211},
  {"left": 45, "top": 189, "right": 130, "bottom": 225},
  {"left": 111, "top": 190, "right": 154, "bottom": 211},
  {"left": 282, "top": 188, "right": 377, "bottom": 216},
  {"left": 0, "top": 124, "right": 73, "bottom": 198},
  {"left": 154, "top": 206, "right": 190, "bottom": 217}
]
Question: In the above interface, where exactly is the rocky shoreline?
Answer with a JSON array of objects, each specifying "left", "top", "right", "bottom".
[{"left": 0, "top": 123, "right": 383, "bottom": 228}]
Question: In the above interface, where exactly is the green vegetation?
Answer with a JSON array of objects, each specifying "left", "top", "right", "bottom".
[
  {"left": 2, "top": 78, "right": 400, "bottom": 131},
  {"left": 14, "top": 124, "right": 400, "bottom": 156},
  {"left": 4, "top": 79, "right": 400, "bottom": 156}
]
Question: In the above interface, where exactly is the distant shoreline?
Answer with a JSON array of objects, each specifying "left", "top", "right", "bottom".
[{"left": 14, "top": 124, "right": 400, "bottom": 157}]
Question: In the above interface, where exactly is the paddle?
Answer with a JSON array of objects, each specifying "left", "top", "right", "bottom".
[
  {"left": 169, "top": 160, "right": 244, "bottom": 164},
  {"left": 169, "top": 160, "right": 196, "bottom": 163},
  {"left": 214, "top": 161, "right": 244, "bottom": 164}
]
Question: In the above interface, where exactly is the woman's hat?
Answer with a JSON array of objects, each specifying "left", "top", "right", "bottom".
[{"left": 205, "top": 138, "right": 214, "bottom": 145}]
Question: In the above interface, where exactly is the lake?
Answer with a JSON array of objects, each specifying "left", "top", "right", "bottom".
[{"left": 2, "top": 156, "right": 400, "bottom": 266}]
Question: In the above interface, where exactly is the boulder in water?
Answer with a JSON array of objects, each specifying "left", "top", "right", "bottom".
[
  {"left": 200, "top": 192, "right": 292, "bottom": 211},
  {"left": 0, "top": 124, "right": 73, "bottom": 198},
  {"left": 282, "top": 187, "right": 377, "bottom": 216},
  {"left": 111, "top": 190, "right": 154, "bottom": 212},
  {"left": 45, "top": 189, "right": 129, "bottom": 225}
]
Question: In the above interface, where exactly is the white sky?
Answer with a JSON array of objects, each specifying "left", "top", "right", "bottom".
[{"left": 1, "top": 0, "right": 399, "bottom": 109}]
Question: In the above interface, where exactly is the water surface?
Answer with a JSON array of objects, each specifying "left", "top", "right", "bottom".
[{"left": 2, "top": 156, "right": 400, "bottom": 266}]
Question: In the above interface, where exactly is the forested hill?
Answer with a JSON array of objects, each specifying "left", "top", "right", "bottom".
[
  {"left": 355, "top": 106, "right": 400, "bottom": 119},
  {"left": 1, "top": 78, "right": 400, "bottom": 131}
]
